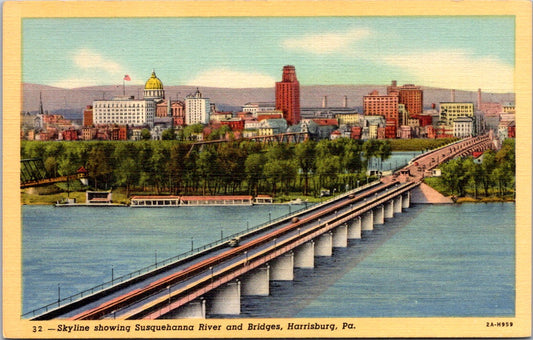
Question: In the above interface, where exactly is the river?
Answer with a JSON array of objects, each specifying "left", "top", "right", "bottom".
[{"left": 22, "top": 202, "right": 514, "bottom": 318}]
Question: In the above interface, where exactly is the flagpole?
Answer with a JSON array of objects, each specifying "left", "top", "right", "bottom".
[{"left": 123, "top": 78, "right": 125, "bottom": 96}]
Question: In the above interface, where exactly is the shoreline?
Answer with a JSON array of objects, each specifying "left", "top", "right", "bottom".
[{"left": 21, "top": 195, "right": 515, "bottom": 206}]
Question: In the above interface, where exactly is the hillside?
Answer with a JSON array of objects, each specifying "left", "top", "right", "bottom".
[{"left": 23, "top": 83, "right": 515, "bottom": 119}]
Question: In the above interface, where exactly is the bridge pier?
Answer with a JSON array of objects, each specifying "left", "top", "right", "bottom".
[
  {"left": 315, "top": 232, "right": 333, "bottom": 256},
  {"left": 270, "top": 252, "right": 294, "bottom": 281},
  {"left": 394, "top": 195, "right": 403, "bottom": 214},
  {"left": 332, "top": 224, "right": 348, "bottom": 248},
  {"left": 294, "top": 241, "right": 314, "bottom": 268},
  {"left": 208, "top": 281, "right": 241, "bottom": 315},
  {"left": 242, "top": 266, "right": 270, "bottom": 296},
  {"left": 361, "top": 210, "right": 374, "bottom": 231},
  {"left": 374, "top": 205, "right": 384, "bottom": 225},
  {"left": 385, "top": 200, "right": 394, "bottom": 219},
  {"left": 402, "top": 192, "right": 410, "bottom": 209},
  {"left": 164, "top": 299, "right": 206, "bottom": 319},
  {"left": 347, "top": 217, "right": 361, "bottom": 239}
]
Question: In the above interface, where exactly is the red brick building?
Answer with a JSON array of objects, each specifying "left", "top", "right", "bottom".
[
  {"left": 426, "top": 125, "right": 436, "bottom": 139},
  {"left": 507, "top": 121, "right": 515, "bottom": 138},
  {"left": 363, "top": 90, "right": 399, "bottom": 127},
  {"left": 275, "top": 65, "right": 300, "bottom": 125},
  {"left": 385, "top": 119, "right": 397, "bottom": 139},
  {"left": 377, "top": 127, "right": 386, "bottom": 139},
  {"left": 387, "top": 81, "right": 424, "bottom": 115},
  {"left": 155, "top": 100, "right": 186, "bottom": 126},
  {"left": 220, "top": 118, "right": 245, "bottom": 131},
  {"left": 410, "top": 114, "right": 432, "bottom": 127},
  {"left": 83, "top": 105, "right": 93, "bottom": 127},
  {"left": 350, "top": 126, "right": 362, "bottom": 139},
  {"left": 62, "top": 128, "right": 78, "bottom": 141}
]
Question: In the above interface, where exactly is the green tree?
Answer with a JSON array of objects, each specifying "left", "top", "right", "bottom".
[
  {"left": 316, "top": 156, "right": 341, "bottom": 193},
  {"left": 180, "top": 124, "right": 204, "bottom": 141},
  {"left": 362, "top": 139, "right": 380, "bottom": 169},
  {"left": 480, "top": 150, "right": 497, "bottom": 196},
  {"left": 245, "top": 153, "right": 265, "bottom": 196},
  {"left": 140, "top": 128, "right": 151, "bottom": 140},
  {"left": 44, "top": 156, "right": 58, "bottom": 178},
  {"left": 162, "top": 128, "right": 176, "bottom": 140},
  {"left": 217, "top": 143, "right": 247, "bottom": 194},
  {"left": 463, "top": 157, "right": 482, "bottom": 198},
  {"left": 168, "top": 143, "right": 190, "bottom": 194},
  {"left": 295, "top": 140, "right": 316, "bottom": 195},
  {"left": 196, "top": 148, "right": 218, "bottom": 195},
  {"left": 86, "top": 144, "right": 114, "bottom": 189}
]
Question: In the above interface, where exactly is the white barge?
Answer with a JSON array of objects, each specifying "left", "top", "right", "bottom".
[
  {"left": 130, "top": 195, "right": 271, "bottom": 207},
  {"left": 55, "top": 191, "right": 126, "bottom": 207},
  {"left": 130, "top": 195, "right": 181, "bottom": 207}
]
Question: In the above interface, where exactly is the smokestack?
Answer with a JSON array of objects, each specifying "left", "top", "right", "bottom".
[
  {"left": 432, "top": 103, "right": 436, "bottom": 109},
  {"left": 322, "top": 96, "right": 328, "bottom": 108},
  {"left": 477, "top": 88, "right": 482, "bottom": 109},
  {"left": 451, "top": 89, "right": 455, "bottom": 102},
  {"left": 343, "top": 95, "right": 348, "bottom": 108},
  {"left": 391, "top": 80, "right": 397, "bottom": 87}
]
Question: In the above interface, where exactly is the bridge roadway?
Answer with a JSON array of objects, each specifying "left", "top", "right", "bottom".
[
  {"left": 33, "top": 180, "right": 407, "bottom": 320},
  {"left": 32, "top": 134, "right": 494, "bottom": 320}
]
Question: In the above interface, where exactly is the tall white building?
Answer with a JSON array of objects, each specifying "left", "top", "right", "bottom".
[
  {"left": 453, "top": 116, "right": 474, "bottom": 138},
  {"left": 92, "top": 70, "right": 164, "bottom": 127},
  {"left": 185, "top": 88, "right": 210, "bottom": 125},
  {"left": 93, "top": 97, "right": 155, "bottom": 127}
]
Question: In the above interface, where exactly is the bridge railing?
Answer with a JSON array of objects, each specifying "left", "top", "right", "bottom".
[{"left": 23, "top": 180, "right": 381, "bottom": 318}]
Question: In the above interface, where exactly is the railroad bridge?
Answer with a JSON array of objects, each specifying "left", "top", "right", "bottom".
[
  {"left": 20, "top": 159, "right": 87, "bottom": 188},
  {"left": 27, "top": 134, "right": 494, "bottom": 320}
]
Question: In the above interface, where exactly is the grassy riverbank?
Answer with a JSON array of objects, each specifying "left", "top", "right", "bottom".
[
  {"left": 21, "top": 186, "right": 129, "bottom": 205},
  {"left": 424, "top": 177, "right": 515, "bottom": 203},
  {"left": 21, "top": 185, "right": 328, "bottom": 205}
]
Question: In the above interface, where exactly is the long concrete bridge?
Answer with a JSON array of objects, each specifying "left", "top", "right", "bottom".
[{"left": 28, "top": 134, "right": 494, "bottom": 320}]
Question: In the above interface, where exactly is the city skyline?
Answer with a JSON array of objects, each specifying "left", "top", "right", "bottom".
[{"left": 22, "top": 16, "right": 515, "bottom": 93}]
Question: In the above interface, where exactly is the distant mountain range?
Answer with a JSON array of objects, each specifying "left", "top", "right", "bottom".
[{"left": 23, "top": 83, "right": 515, "bottom": 120}]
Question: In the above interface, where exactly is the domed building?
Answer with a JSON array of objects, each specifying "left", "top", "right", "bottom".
[{"left": 144, "top": 70, "right": 165, "bottom": 101}]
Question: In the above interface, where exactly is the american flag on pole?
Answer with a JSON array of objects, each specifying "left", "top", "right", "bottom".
[{"left": 124, "top": 75, "right": 131, "bottom": 81}]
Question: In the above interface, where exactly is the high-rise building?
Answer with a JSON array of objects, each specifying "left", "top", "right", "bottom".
[
  {"left": 92, "top": 71, "right": 160, "bottom": 127},
  {"left": 83, "top": 105, "right": 93, "bottom": 127},
  {"left": 185, "top": 88, "right": 211, "bottom": 125},
  {"left": 439, "top": 102, "right": 475, "bottom": 125},
  {"left": 93, "top": 97, "right": 156, "bottom": 127},
  {"left": 387, "top": 81, "right": 423, "bottom": 115},
  {"left": 275, "top": 65, "right": 300, "bottom": 125},
  {"left": 363, "top": 90, "right": 399, "bottom": 127},
  {"left": 398, "top": 84, "right": 423, "bottom": 115}
]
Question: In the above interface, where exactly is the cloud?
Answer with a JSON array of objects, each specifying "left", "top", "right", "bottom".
[
  {"left": 51, "top": 49, "right": 140, "bottom": 88},
  {"left": 186, "top": 68, "right": 276, "bottom": 88},
  {"left": 281, "top": 28, "right": 371, "bottom": 54},
  {"left": 73, "top": 49, "right": 122, "bottom": 74},
  {"left": 382, "top": 51, "right": 514, "bottom": 93}
]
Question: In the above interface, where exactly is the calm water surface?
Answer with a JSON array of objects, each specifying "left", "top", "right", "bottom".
[{"left": 22, "top": 202, "right": 514, "bottom": 318}]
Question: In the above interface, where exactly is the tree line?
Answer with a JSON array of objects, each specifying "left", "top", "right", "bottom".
[
  {"left": 426, "top": 138, "right": 515, "bottom": 199},
  {"left": 21, "top": 138, "right": 396, "bottom": 198}
]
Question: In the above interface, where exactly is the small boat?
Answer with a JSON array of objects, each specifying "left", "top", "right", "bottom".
[
  {"left": 55, "top": 198, "right": 77, "bottom": 207},
  {"left": 288, "top": 198, "right": 304, "bottom": 205}
]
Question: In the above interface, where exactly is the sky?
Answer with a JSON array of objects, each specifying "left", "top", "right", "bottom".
[{"left": 22, "top": 16, "right": 515, "bottom": 92}]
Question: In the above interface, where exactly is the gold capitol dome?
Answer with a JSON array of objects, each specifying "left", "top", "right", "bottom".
[{"left": 144, "top": 69, "right": 164, "bottom": 90}]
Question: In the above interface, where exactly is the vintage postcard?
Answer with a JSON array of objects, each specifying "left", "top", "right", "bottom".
[{"left": 3, "top": 0, "right": 532, "bottom": 338}]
